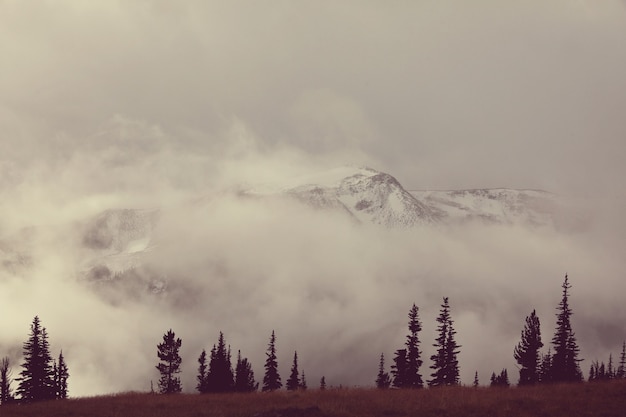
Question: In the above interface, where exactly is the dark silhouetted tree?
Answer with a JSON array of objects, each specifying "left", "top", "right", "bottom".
[
  {"left": 428, "top": 297, "right": 460, "bottom": 387},
  {"left": 391, "top": 349, "right": 408, "bottom": 388},
  {"left": 589, "top": 360, "right": 607, "bottom": 382},
  {"left": 617, "top": 341, "right": 626, "bottom": 379},
  {"left": 262, "top": 331, "right": 282, "bottom": 392},
  {"left": 490, "top": 369, "right": 509, "bottom": 387},
  {"left": 54, "top": 351, "right": 69, "bottom": 399},
  {"left": 376, "top": 353, "right": 391, "bottom": 389},
  {"left": 300, "top": 370, "right": 307, "bottom": 390},
  {"left": 405, "top": 304, "right": 424, "bottom": 388},
  {"left": 607, "top": 354, "right": 615, "bottom": 379},
  {"left": 155, "top": 329, "right": 182, "bottom": 394},
  {"left": 391, "top": 304, "right": 424, "bottom": 388},
  {"left": 514, "top": 309, "right": 543, "bottom": 386},
  {"left": 286, "top": 351, "right": 300, "bottom": 391},
  {"left": 1, "top": 357, "right": 13, "bottom": 405},
  {"left": 16, "top": 316, "right": 55, "bottom": 402},
  {"left": 589, "top": 361, "right": 597, "bottom": 382},
  {"left": 473, "top": 371, "right": 479, "bottom": 388},
  {"left": 550, "top": 274, "right": 583, "bottom": 382},
  {"left": 196, "top": 349, "right": 208, "bottom": 393},
  {"left": 207, "top": 332, "right": 234, "bottom": 392},
  {"left": 538, "top": 349, "right": 552, "bottom": 383},
  {"left": 320, "top": 376, "right": 326, "bottom": 390},
  {"left": 234, "top": 350, "right": 258, "bottom": 392}
]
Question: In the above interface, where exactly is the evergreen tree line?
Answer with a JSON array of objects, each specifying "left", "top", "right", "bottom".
[
  {"left": 588, "top": 341, "right": 626, "bottom": 382},
  {"left": 1, "top": 316, "right": 69, "bottom": 405},
  {"left": 378, "top": 275, "right": 617, "bottom": 389},
  {"left": 155, "top": 329, "right": 312, "bottom": 394},
  {"left": 488, "top": 274, "right": 610, "bottom": 387},
  {"left": 4, "top": 274, "right": 613, "bottom": 401},
  {"left": 155, "top": 274, "right": 616, "bottom": 394},
  {"left": 504, "top": 274, "right": 583, "bottom": 386}
]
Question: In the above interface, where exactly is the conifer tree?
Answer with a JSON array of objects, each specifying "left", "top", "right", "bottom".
[
  {"left": 550, "top": 274, "right": 583, "bottom": 382},
  {"left": 207, "top": 332, "right": 234, "bottom": 392},
  {"left": 262, "top": 330, "right": 282, "bottom": 392},
  {"left": 300, "top": 370, "right": 307, "bottom": 390},
  {"left": 196, "top": 349, "right": 208, "bottom": 393},
  {"left": 490, "top": 369, "right": 509, "bottom": 387},
  {"left": 405, "top": 304, "right": 424, "bottom": 388},
  {"left": 428, "top": 297, "right": 461, "bottom": 387},
  {"left": 54, "top": 351, "right": 69, "bottom": 399},
  {"left": 0, "top": 357, "right": 12, "bottom": 405},
  {"left": 234, "top": 350, "right": 258, "bottom": 392},
  {"left": 391, "top": 349, "right": 408, "bottom": 388},
  {"left": 320, "top": 376, "right": 326, "bottom": 390},
  {"left": 538, "top": 349, "right": 552, "bottom": 383},
  {"left": 16, "top": 316, "right": 56, "bottom": 402},
  {"left": 617, "top": 341, "right": 626, "bottom": 379},
  {"left": 286, "top": 351, "right": 300, "bottom": 391},
  {"left": 607, "top": 353, "right": 615, "bottom": 379},
  {"left": 514, "top": 309, "right": 543, "bottom": 385},
  {"left": 473, "top": 371, "right": 479, "bottom": 388},
  {"left": 589, "top": 361, "right": 597, "bottom": 382},
  {"left": 376, "top": 353, "right": 391, "bottom": 389},
  {"left": 155, "top": 329, "right": 182, "bottom": 394}
]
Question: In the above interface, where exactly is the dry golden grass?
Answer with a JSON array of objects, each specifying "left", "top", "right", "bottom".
[{"left": 2, "top": 380, "right": 626, "bottom": 417}]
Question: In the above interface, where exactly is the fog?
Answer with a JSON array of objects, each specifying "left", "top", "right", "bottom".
[{"left": 1, "top": 0, "right": 626, "bottom": 396}]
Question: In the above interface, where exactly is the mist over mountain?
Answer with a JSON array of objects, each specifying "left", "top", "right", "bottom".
[
  {"left": 1, "top": 167, "right": 577, "bottom": 285},
  {"left": 1, "top": 166, "right": 622, "bottom": 396}
]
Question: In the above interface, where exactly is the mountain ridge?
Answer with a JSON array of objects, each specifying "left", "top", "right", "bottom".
[{"left": 0, "top": 167, "right": 569, "bottom": 284}]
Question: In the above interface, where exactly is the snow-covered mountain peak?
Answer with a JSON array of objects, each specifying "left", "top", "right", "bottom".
[{"left": 250, "top": 166, "right": 441, "bottom": 227}]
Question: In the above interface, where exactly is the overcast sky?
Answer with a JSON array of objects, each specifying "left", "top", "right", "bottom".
[
  {"left": 1, "top": 1, "right": 626, "bottom": 396},
  {"left": 2, "top": 1, "right": 626, "bottom": 201}
]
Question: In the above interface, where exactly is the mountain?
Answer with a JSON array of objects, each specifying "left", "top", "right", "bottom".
[
  {"left": 246, "top": 167, "right": 442, "bottom": 227},
  {"left": 0, "top": 167, "right": 568, "bottom": 283}
]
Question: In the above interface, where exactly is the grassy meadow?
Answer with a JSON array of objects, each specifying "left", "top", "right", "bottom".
[{"left": 2, "top": 380, "right": 626, "bottom": 417}]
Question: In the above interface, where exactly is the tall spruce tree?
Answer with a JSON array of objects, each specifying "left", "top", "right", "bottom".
[
  {"left": 16, "top": 316, "right": 56, "bottom": 402},
  {"left": 286, "top": 351, "right": 300, "bottom": 391},
  {"left": 155, "top": 329, "right": 182, "bottom": 394},
  {"left": 262, "top": 330, "right": 282, "bottom": 391},
  {"left": 0, "top": 357, "right": 12, "bottom": 405},
  {"left": 196, "top": 349, "right": 208, "bottom": 393},
  {"left": 234, "top": 350, "right": 258, "bottom": 392},
  {"left": 207, "top": 332, "right": 234, "bottom": 392},
  {"left": 54, "top": 351, "right": 69, "bottom": 399},
  {"left": 320, "top": 376, "right": 326, "bottom": 390},
  {"left": 428, "top": 297, "right": 460, "bottom": 387},
  {"left": 550, "top": 274, "right": 583, "bottom": 382},
  {"left": 405, "top": 304, "right": 424, "bottom": 388},
  {"left": 514, "top": 309, "right": 543, "bottom": 385},
  {"left": 376, "top": 353, "right": 391, "bottom": 389}
]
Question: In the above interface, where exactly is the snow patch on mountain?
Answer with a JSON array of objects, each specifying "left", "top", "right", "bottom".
[{"left": 413, "top": 188, "right": 560, "bottom": 227}]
